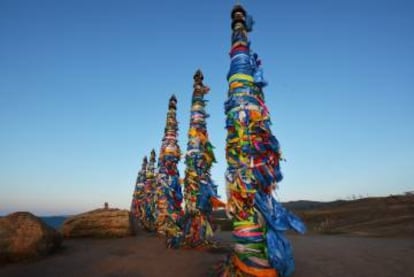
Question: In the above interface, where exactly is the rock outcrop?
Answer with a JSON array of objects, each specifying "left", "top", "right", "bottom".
[
  {"left": 61, "top": 208, "right": 133, "bottom": 238},
  {"left": 0, "top": 212, "right": 62, "bottom": 263}
]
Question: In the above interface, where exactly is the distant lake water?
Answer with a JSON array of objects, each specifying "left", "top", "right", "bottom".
[{"left": 40, "top": 216, "right": 68, "bottom": 230}]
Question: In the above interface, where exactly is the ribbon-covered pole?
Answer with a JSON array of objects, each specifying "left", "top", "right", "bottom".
[
  {"left": 142, "top": 149, "right": 157, "bottom": 232},
  {"left": 181, "top": 70, "right": 219, "bottom": 248},
  {"left": 222, "top": 5, "right": 305, "bottom": 277},
  {"left": 156, "top": 95, "right": 184, "bottom": 247},
  {"left": 131, "top": 155, "right": 147, "bottom": 231}
]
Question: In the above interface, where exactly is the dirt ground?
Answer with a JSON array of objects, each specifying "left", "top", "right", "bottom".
[
  {"left": 1, "top": 231, "right": 413, "bottom": 277},
  {"left": 291, "top": 234, "right": 414, "bottom": 277}
]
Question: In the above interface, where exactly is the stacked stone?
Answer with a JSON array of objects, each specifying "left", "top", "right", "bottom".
[
  {"left": 156, "top": 95, "right": 184, "bottom": 248},
  {"left": 181, "top": 70, "right": 219, "bottom": 248},
  {"left": 222, "top": 5, "right": 305, "bottom": 277}
]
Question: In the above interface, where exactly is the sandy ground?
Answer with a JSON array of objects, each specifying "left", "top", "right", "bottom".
[{"left": 1, "top": 231, "right": 413, "bottom": 277}]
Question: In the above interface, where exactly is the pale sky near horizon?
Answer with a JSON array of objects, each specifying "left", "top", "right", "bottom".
[{"left": 1, "top": 0, "right": 413, "bottom": 216}]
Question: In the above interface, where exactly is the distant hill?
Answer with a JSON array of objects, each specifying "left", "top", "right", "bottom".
[
  {"left": 288, "top": 195, "right": 414, "bottom": 237},
  {"left": 212, "top": 195, "right": 414, "bottom": 237},
  {"left": 282, "top": 200, "right": 347, "bottom": 211},
  {"left": 40, "top": 216, "right": 68, "bottom": 230},
  {"left": 212, "top": 208, "right": 227, "bottom": 219}
]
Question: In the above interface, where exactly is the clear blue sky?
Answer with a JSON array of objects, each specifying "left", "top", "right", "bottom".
[{"left": 1, "top": 0, "right": 413, "bottom": 216}]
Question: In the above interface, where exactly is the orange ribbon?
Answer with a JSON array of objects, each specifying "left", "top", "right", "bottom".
[{"left": 232, "top": 255, "right": 278, "bottom": 277}]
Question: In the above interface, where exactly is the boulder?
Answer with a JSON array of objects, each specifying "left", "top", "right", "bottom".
[
  {"left": 61, "top": 208, "right": 133, "bottom": 238},
  {"left": 0, "top": 212, "right": 62, "bottom": 263}
]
